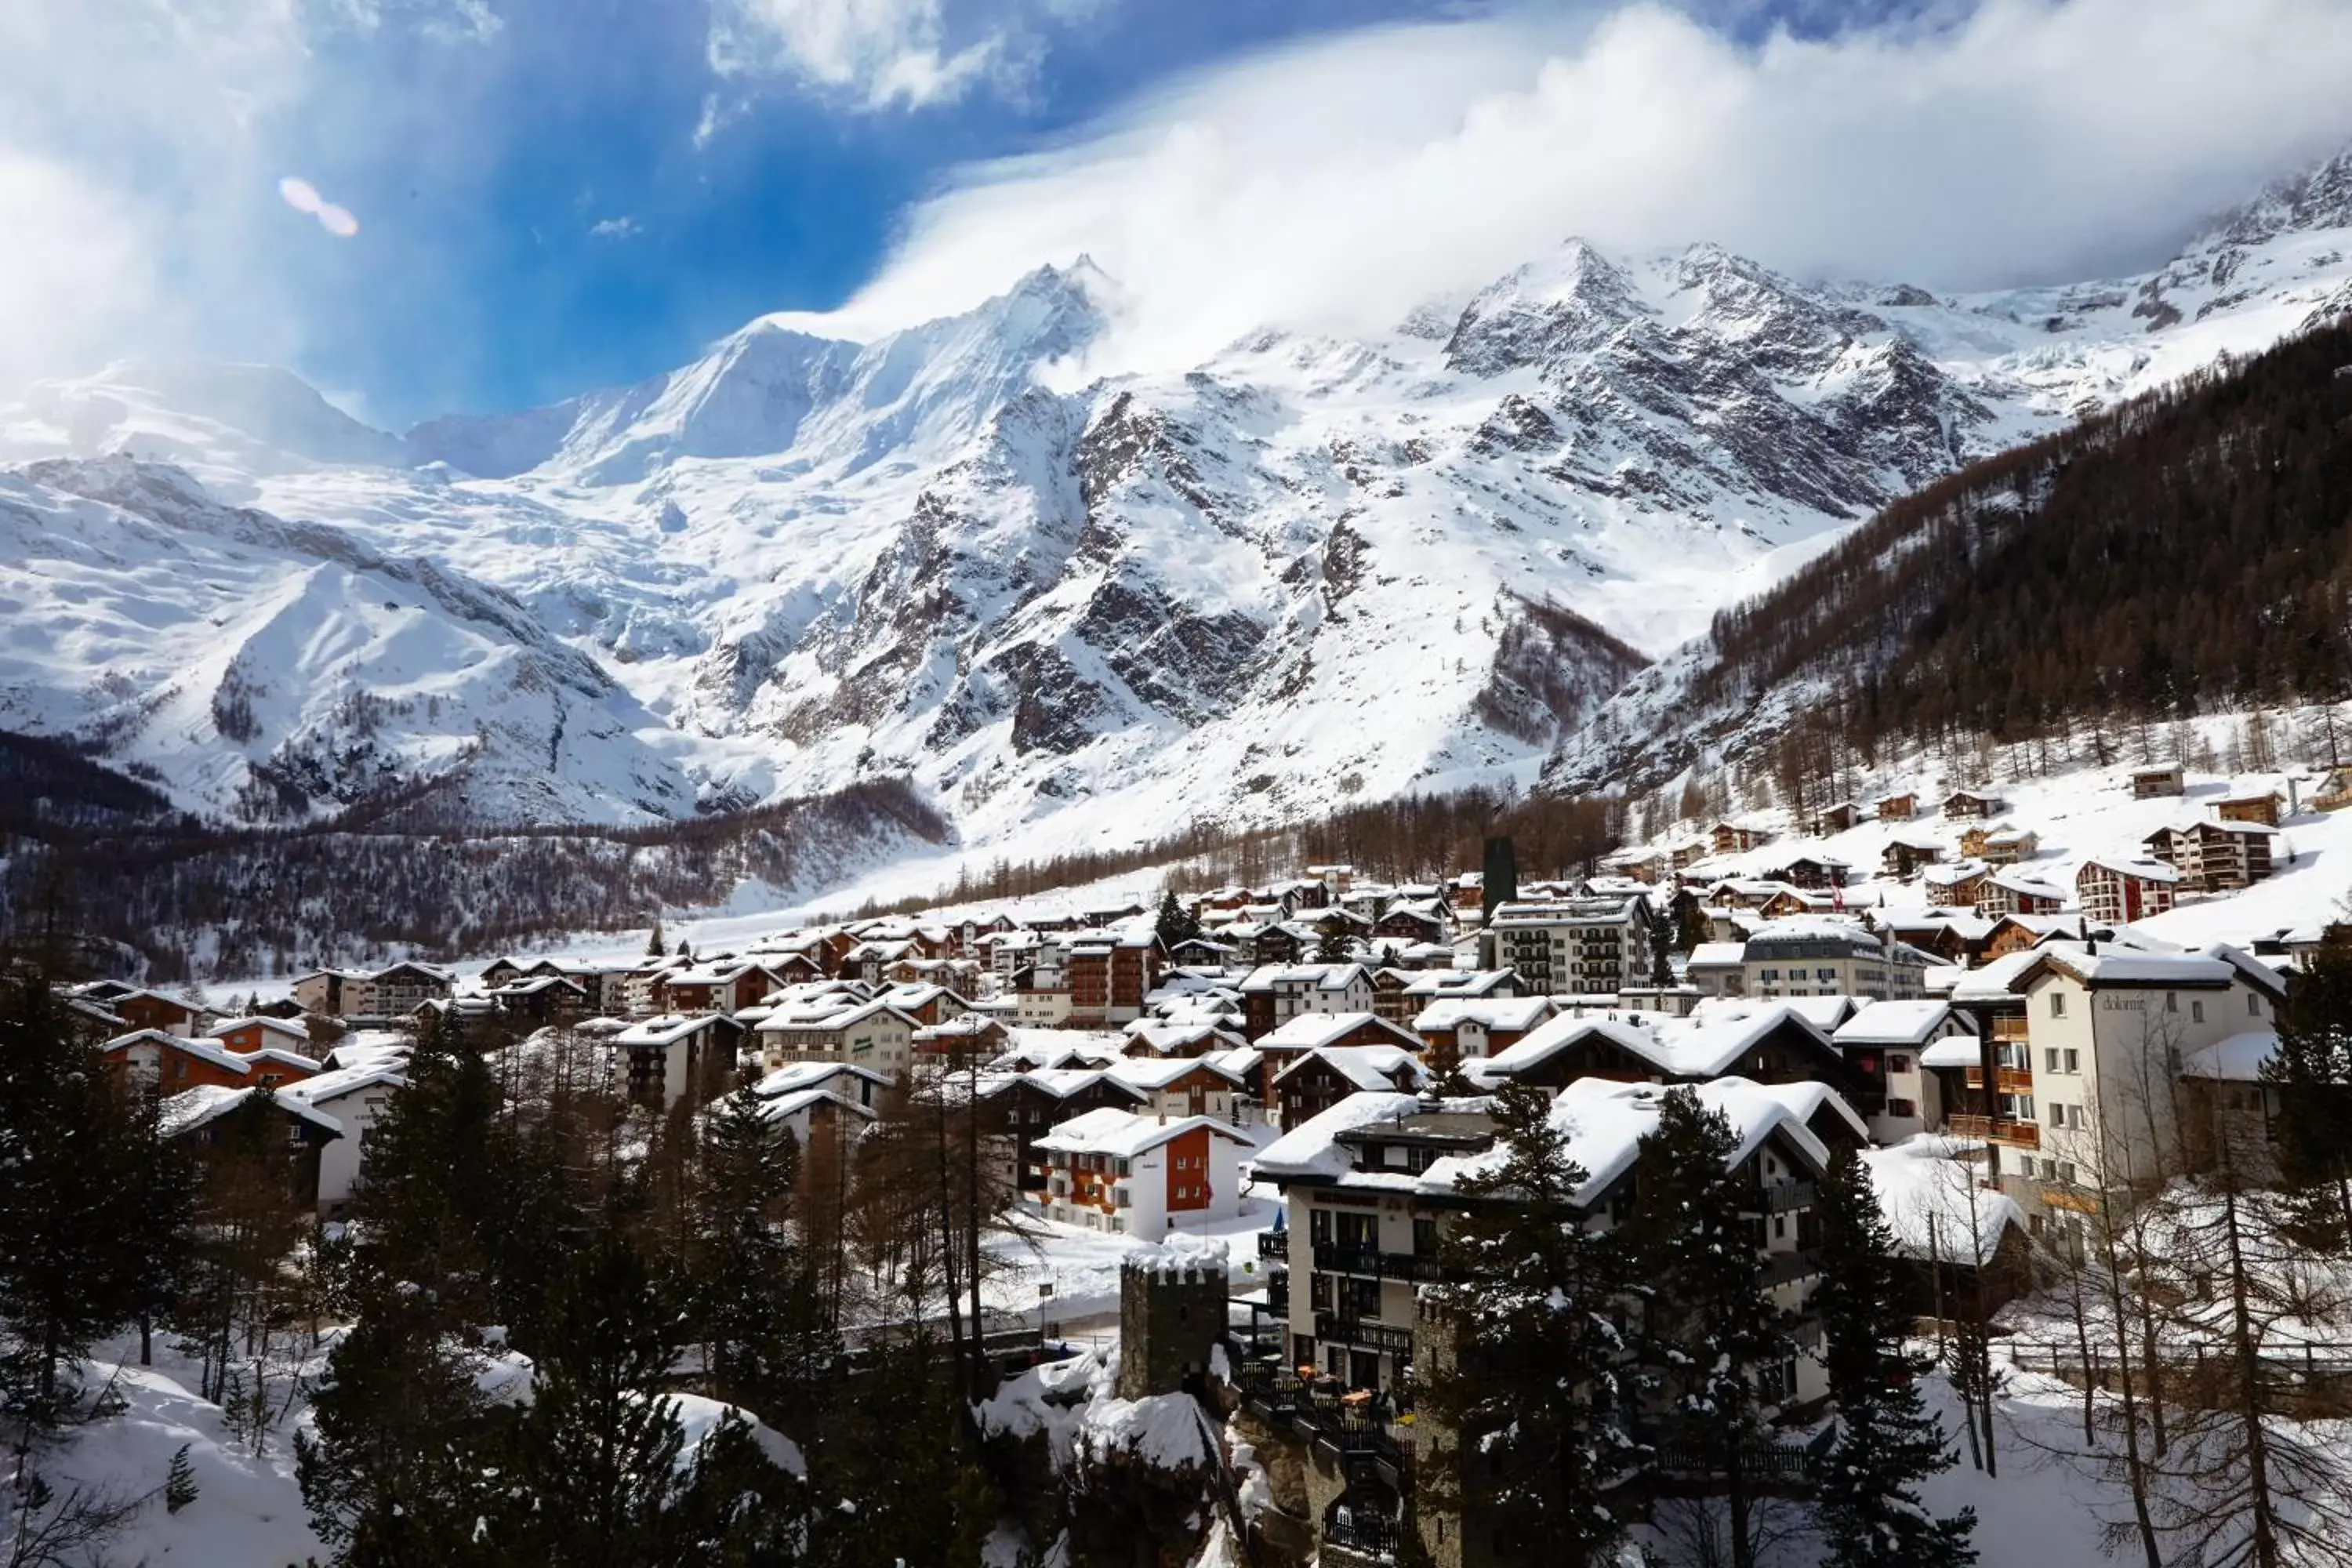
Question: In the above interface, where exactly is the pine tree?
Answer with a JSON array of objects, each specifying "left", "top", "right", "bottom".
[
  {"left": 1153, "top": 890, "right": 1201, "bottom": 953},
  {"left": 1313, "top": 920, "right": 1355, "bottom": 965},
  {"left": 164, "top": 1443, "right": 199, "bottom": 1515},
  {"left": 690, "top": 1090, "right": 833, "bottom": 1415},
  {"left": 2262, "top": 937, "right": 2352, "bottom": 1251},
  {"left": 1813, "top": 1149, "right": 1976, "bottom": 1567},
  {"left": 0, "top": 967, "right": 187, "bottom": 1425},
  {"left": 1421, "top": 1083, "right": 1631, "bottom": 1566},
  {"left": 497, "top": 1227, "right": 699, "bottom": 1564},
  {"left": 1626, "top": 1088, "right": 1795, "bottom": 1568},
  {"left": 296, "top": 1273, "right": 501, "bottom": 1566},
  {"left": 646, "top": 915, "right": 666, "bottom": 959}
]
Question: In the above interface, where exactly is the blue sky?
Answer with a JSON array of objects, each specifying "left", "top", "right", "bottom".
[{"left": 6, "top": 1, "right": 2352, "bottom": 430}]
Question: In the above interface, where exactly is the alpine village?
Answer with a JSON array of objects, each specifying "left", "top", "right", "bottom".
[{"left": 10, "top": 34, "right": 2352, "bottom": 1568}]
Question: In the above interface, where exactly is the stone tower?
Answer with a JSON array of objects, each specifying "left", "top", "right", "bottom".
[{"left": 1117, "top": 1239, "right": 1230, "bottom": 1400}]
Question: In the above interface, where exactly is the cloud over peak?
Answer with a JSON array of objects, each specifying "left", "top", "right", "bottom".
[{"left": 800, "top": 0, "right": 2352, "bottom": 375}]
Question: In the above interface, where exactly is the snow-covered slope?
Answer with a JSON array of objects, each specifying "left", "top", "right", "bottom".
[
  {"left": 0, "top": 457, "right": 691, "bottom": 822},
  {"left": 5, "top": 147, "right": 2350, "bottom": 847}
]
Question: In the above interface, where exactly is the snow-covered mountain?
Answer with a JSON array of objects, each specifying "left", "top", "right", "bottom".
[{"left": 3, "top": 147, "right": 2350, "bottom": 854}]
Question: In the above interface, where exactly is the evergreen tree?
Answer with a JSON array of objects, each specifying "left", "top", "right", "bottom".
[
  {"left": 1627, "top": 1089, "right": 1795, "bottom": 1568},
  {"left": 164, "top": 1443, "right": 199, "bottom": 1514},
  {"left": 0, "top": 968, "right": 186, "bottom": 1424},
  {"left": 497, "top": 1227, "right": 701, "bottom": 1564},
  {"left": 344, "top": 1014, "right": 504, "bottom": 1323},
  {"left": 2263, "top": 937, "right": 2352, "bottom": 1251},
  {"left": 690, "top": 1090, "right": 833, "bottom": 1415},
  {"left": 1421, "top": 1083, "right": 1631, "bottom": 1566},
  {"left": 1313, "top": 920, "right": 1356, "bottom": 965},
  {"left": 646, "top": 915, "right": 667, "bottom": 959},
  {"left": 1648, "top": 913, "right": 1674, "bottom": 986},
  {"left": 1153, "top": 889, "right": 1202, "bottom": 953},
  {"left": 296, "top": 1276, "right": 501, "bottom": 1566},
  {"left": 1812, "top": 1149, "right": 1976, "bottom": 1568}
]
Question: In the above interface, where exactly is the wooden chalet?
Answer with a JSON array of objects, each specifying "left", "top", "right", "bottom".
[
  {"left": 1875, "top": 791, "right": 1919, "bottom": 822},
  {"left": 2216, "top": 791, "right": 2284, "bottom": 828},
  {"left": 2129, "top": 764, "right": 2184, "bottom": 799},
  {"left": 1940, "top": 789, "right": 2005, "bottom": 820}
]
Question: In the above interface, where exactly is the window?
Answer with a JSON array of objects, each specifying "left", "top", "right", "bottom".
[
  {"left": 1887, "top": 1098, "right": 1917, "bottom": 1118},
  {"left": 2192, "top": 1000, "right": 2205, "bottom": 1023},
  {"left": 2049, "top": 991, "right": 2067, "bottom": 1018},
  {"left": 2165, "top": 992, "right": 2179, "bottom": 1014},
  {"left": 2045, "top": 1047, "right": 2061, "bottom": 1073},
  {"left": 2057, "top": 1160, "right": 2078, "bottom": 1185},
  {"left": 1889, "top": 1054, "right": 1911, "bottom": 1074},
  {"left": 2063, "top": 1049, "right": 2079, "bottom": 1073},
  {"left": 1760, "top": 968, "right": 1780, "bottom": 982},
  {"left": 2249, "top": 993, "right": 2263, "bottom": 1015}
]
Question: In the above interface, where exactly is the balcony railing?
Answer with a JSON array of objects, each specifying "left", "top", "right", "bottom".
[
  {"left": 1748, "top": 1180, "right": 1816, "bottom": 1214},
  {"left": 1963, "top": 1067, "right": 2036, "bottom": 1095},
  {"left": 1989, "top": 1016, "right": 2029, "bottom": 1042},
  {"left": 1313, "top": 1242, "right": 1447, "bottom": 1282},
  {"left": 1947, "top": 1113, "right": 2042, "bottom": 1150},
  {"left": 1258, "top": 1230, "right": 1291, "bottom": 1261},
  {"left": 1314, "top": 1312, "right": 1416, "bottom": 1357},
  {"left": 1759, "top": 1249, "right": 1823, "bottom": 1289}
]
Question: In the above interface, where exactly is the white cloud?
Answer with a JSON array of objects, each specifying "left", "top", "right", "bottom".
[
  {"left": 590, "top": 214, "right": 644, "bottom": 239},
  {"left": 796, "top": 0, "right": 2352, "bottom": 373},
  {"left": 706, "top": 0, "right": 1051, "bottom": 112}
]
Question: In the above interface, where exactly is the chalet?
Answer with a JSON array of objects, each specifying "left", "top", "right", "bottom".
[
  {"left": 486, "top": 974, "right": 590, "bottom": 1022},
  {"left": 1410, "top": 995, "right": 1556, "bottom": 1062},
  {"left": 1120, "top": 1019, "right": 1249, "bottom": 1058},
  {"left": 1370, "top": 899, "right": 1452, "bottom": 944},
  {"left": 2143, "top": 821, "right": 2279, "bottom": 892},
  {"left": 1921, "top": 860, "right": 1990, "bottom": 909},
  {"left": 2129, "top": 764, "right": 2184, "bottom": 799},
  {"left": 2176, "top": 1033, "right": 2286, "bottom": 1185},
  {"left": 1980, "top": 913, "right": 2085, "bottom": 961},
  {"left": 609, "top": 1013, "right": 742, "bottom": 1105},
  {"left": 1601, "top": 848, "right": 1668, "bottom": 884},
  {"left": 1275, "top": 1046, "right": 1427, "bottom": 1127},
  {"left": 1940, "top": 789, "right": 2005, "bottom": 820},
  {"left": 2216, "top": 790, "right": 2285, "bottom": 828},
  {"left": 1035, "top": 1109, "right": 1253, "bottom": 1236},
  {"left": 1236, "top": 962, "right": 1376, "bottom": 1042},
  {"left": 1666, "top": 838, "right": 1711, "bottom": 873},
  {"left": 1365, "top": 967, "right": 1418, "bottom": 1025},
  {"left": 1485, "top": 1002, "right": 1849, "bottom": 1094},
  {"left": 1808, "top": 801, "right": 1865, "bottom": 836},
  {"left": 1833, "top": 1000, "right": 1966, "bottom": 1142},
  {"left": 158, "top": 1085, "right": 344, "bottom": 1206},
  {"left": 911, "top": 1013, "right": 1010, "bottom": 1061},
  {"left": 209, "top": 1014, "right": 316, "bottom": 1058},
  {"left": 984, "top": 1069, "right": 1150, "bottom": 1192},
  {"left": 2076, "top": 856, "right": 2180, "bottom": 927},
  {"left": 1875, "top": 791, "right": 1919, "bottom": 822},
  {"left": 1252, "top": 1010, "right": 1424, "bottom": 1112},
  {"left": 103, "top": 1029, "right": 321, "bottom": 1100},
  {"left": 2312, "top": 766, "right": 2352, "bottom": 813},
  {"left": 1974, "top": 826, "right": 2040, "bottom": 866},
  {"left": 1757, "top": 887, "right": 1832, "bottom": 920},
  {"left": 1711, "top": 821, "right": 1773, "bottom": 855},
  {"left": 750, "top": 1062, "right": 889, "bottom": 1145},
  {"left": 1880, "top": 837, "right": 1944, "bottom": 880},
  {"left": 1104, "top": 1056, "right": 1249, "bottom": 1123},
  {"left": 1767, "top": 855, "right": 1849, "bottom": 891},
  {"left": 110, "top": 988, "right": 204, "bottom": 1037},
  {"left": 1977, "top": 870, "right": 2068, "bottom": 920},
  {"left": 659, "top": 960, "right": 789, "bottom": 1015},
  {"left": 280, "top": 1062, "right": 408, "bottom": 1214},
  {"left": 1399, "top": 968, "right": 1523, "bottom": 1005}
]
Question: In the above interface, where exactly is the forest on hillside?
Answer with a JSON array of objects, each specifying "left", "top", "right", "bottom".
[{"left": 1693, "top": 317, "right": 2352, "bottom": 771}]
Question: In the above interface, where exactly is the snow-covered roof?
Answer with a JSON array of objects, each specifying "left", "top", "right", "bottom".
[
  {"left": 158, "top": 1083, "right": 344, "bottom": 1139},
  {"left": 1687, "top": 941, "right": 1748, "bottom": 967},
  {"left": 1255, "top": 1011, "right": 1411, "bottom": 1051},
  {"left": 1410, "top": 995, "right": 1556, "bottom": 1033},
  {"left": 1249, "top": 1092, "right": 1428, "bottom": 1182},
  {"left": 1034, "top": 1108, "right": 1251, "bottom": 1160},
  {"left": 1859, "top": 1138, "right": 2025, "bottom": 1263},
  {"left": 1919, "top": 1035, "right": 1983, "bottom": 1069},
  {"left": 2179, "top": 1031, "right": 2278, "bottom": 1082},
  {"left": 753, "top": 1061, "right": 889, "bottom": 1098},
  {"left": 278, "top": 1062, "right": 408, "bottom": 1105},
  {"left": 2080, "top": 855, "right": 2182, "bottom": 884},
  {"left": 612, "top": 1013, "right": 724, "bottom": 1047},
  {"left": 1105, "top": 1055, "right": 1245, "bottom": 1092},
  {"left": 1272, "top": 1044, "right": 1421, "bottom": 1092},
  {"left": 1835, "top": 1000, "right": 1956, "bottom": 1048}
]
